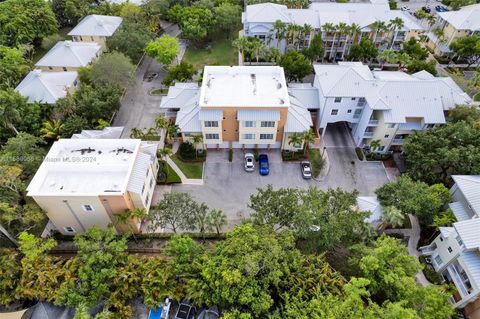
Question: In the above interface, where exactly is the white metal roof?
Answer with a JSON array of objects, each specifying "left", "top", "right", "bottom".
[
  {"left": 175, "top": 102, "right": 202, "bottom": 132},
  {"left": 314, "top": 63, "right": 472, "bottom": 124},
  {"left": 459, "top": 251, "right": 480, "bottom": 290},
  {"left": 127, "top": 152, "right": 151, "bottom": 194},
  {"left": 35, "top": 41, "right": 101, "bottom": 68},
  {"left": 439, "top": 226, "right": 455, "bottom": 238},
  {"left": 68, "top": 15, "right": 123, "bottom": 37},
  {"left": 437, "top": 4, "right": 480, "bottom": 31},
  {"left": 449, "top": 201, "right": 472, "bottom": 222},
  {"left": 288, "top": 84, "right": 320, "bottom": 109},
  {"left": 198, "top": 109, "right": 223, "bottom": 121},
  {"left": 15, "top": 69, "right": 78, "bottom": 104},
  {"left": 357, "top": 196, "right": 384, "bottom": 223},
  {"left": 454, "top": 218, "right": 480, "bottom": 250},
  {"left": 160, "top": 83, "right": 199, "bottom": 109},
  {"left": 285, "top": 93, "right": 314, "bottom": 132},
  {"left": 244, "top": 2, "right": 423, "bottom": 31},
  {"left": 452, "top": 175, "right": 480, "bottom": 216},
  {"left": 199, "top": 66, "right": 290, "bottom": 108},
  {"left": 71, "top": 127, "right": 124, "bottom": 139},
  {"left": 237, "top": 110, "right": 280, "bottom": 121}
]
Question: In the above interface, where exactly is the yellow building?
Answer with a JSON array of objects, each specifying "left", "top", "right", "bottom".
[
  {"left": 427, "top": 4, "right": 480, "bottom": 56},
  {"left": 68, "top": 14, "right": 123, "bottom": 52},
  {"left": 27, "top": 138, "right": 159, "bottom": 235}
]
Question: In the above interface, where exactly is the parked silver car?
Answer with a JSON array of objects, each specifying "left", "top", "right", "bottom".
[
  {"left": 301, "top": 161, "right": 312, "bottom": 179},
  {"left": 244, "top": 153, "right": 255, "bottom": 172}
]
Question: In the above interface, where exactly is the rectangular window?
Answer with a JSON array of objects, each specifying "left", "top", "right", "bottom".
[
  {"left": 331, "top": 109, "right": 339, "bottom": 115},
  {"left": 448, "top": 247, "right": 453, "bottom": 253},
  {"left": 384, "top": 134, "right": 389, "bottom": 138},
  {"left": 426, "top": 124, "right": 435, "bottom": 129},
  {"left": 63, "top": 67, "right": 68, "bottom": 72},
  {"left": 357, "top": 97, "right": 366, "bottom": 106},
  {"left": 145, "top": 194, "right": 149, "bottom": 206},
  {"left": 347, "top": 109, "right": 352, "bottom": 113},
  {"left": 141, "top": 183, "right": 145, "bottom": 195},
  {"left": 244, "top": 121, "right": 255, "bottom": 127},
  {"left": 378, "top": 146, "right": 385, "bottom": 151},
  {"left": 242, "top": 133, "right": 255, "bottom": 140},
  {"left": 150, "top": 177, "right": 154, "bottom": 188},
  {"left": 48, "top": 66, "right": 53, "bottom": 70},
  {"left": 205, "top": 133, "right": 219, "bottom": 140},
  {"left": 334, "top": 97, "right": 342, "bottom": 103},
  {"left": 64, "top": 227, "right": 76, "bottom": 233},
  {"left": 260, "top": 134, "right": 274, "bottom": 140},
  {"left": 351, "top": 97, "right": 356, "bottom": 101},
  {"left": 387, "top": 123, "right": 396, "bottom": 128},
  {"left": 456, "top": 235, "right": 464, "bottom": 247},
  {"left": 434, "top": 255, "right": 443, "bottom": 266},
  {"left": 204, "top": 121, "right": 218, "bottom": 127},
  {"left": 82, "top": 204, "right": 94, "bottom": 212},
  {"left": 354, "top": 109, "right": 362, "bottom": 115},
  {"left": 260, "top": 121, "right": 275, "bottom": 128}
]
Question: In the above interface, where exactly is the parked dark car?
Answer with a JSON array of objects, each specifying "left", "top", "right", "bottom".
[
  {"left": 197, "top": 306, "right": 219, "bottom": 319},
  {"left": 435, "top": 5, "right": 448, "bottom": 11},
  {"left": 175, "top": 301, "right": 196, "bottom": 319},
  {"left": 422, "top": 6, "right": 431, "bottom": 13},
  {"left": 258, "top": 154, "right": 269, "bottom": 176}
]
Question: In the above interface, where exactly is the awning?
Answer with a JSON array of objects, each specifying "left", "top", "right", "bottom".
[{"left": 237, "top": 110, "right": 280, "bottom": 121}]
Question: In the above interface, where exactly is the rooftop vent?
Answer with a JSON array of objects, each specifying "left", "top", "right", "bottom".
[
  {"left": 33, "top": 69, "right": 42, "bottom": 77},
  {"left": 279, "top": 98, "right": 285, "bottom": 104},
  {"left": 65, "top": 40, "right": 72, "bottom": 47}
]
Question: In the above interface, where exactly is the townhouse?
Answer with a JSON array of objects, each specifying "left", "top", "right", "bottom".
[
  {"left": 68, "top": 14, "right": 123, "bottom": 52},
  {"left": 312, "top": 62, "right": 471, "bottom": 153},
  {"left": 427, "top": 4, "right": 480, "bottom": 56},
  {"left": 242, "top": 1, "right": 424, "bottom": 60},
  {"left": 160, "top": 65, "right": 313, "bottom": 150},
  {"left": 420, "top": 176, "right": 480, "bottom": 318},
  {"left": 15, "top": 69, "right": 78, "bottom": 104},
  {"left": 27, "top": 137, "right": 159, "bottom": 235}
]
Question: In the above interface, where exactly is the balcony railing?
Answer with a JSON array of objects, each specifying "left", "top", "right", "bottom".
[
  {"left": 364, "top": 132, "right": 374, "bottom": 138},
  {"left": 391, "top": 138, "right": 405, "bottom": 145},
  {"left": 419, "top": 245, "right": 437, "bottom": 255},
  {"left": 368, "top": 119, "right": 379, "bottom": 126}
]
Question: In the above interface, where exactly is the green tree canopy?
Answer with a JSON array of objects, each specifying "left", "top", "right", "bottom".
[
  {"left": 0, "top": 46, "right": 31, "bottom": 90},
  {"left": 0, "top": 0, "right": 58, "bottom": 46},
  {"left": 107, "top": 22, "right": 155, "bottom": 63},
  {"left": 90, "top": 52, "right": 135, "bottom": 88},
  {"left": 301, "top": 32, "right": 324, "bottom": 62},
  {"left": 346, "top": 38, "right": 378, "bottom": 63},
  {"left": 146, "top": 34, "right": 180, "bottom": 66},
  {"left": 402, "top": 121, "right": 480, "bottom": 185},
  {"left": 162, "top": 61, "right": 197, "bottom": 86},
  {"left": 279, "top": 50, "right": 312, "bottom": 82},
  {"left": 449, "top": 104, "right": 480, "bottom": 127},
  {"left": 375, "top": 176, "right": 451, "bottom": 225},
  {"left": 214, "top": 3, "right": 242, "bottom": 37},
  {"left": 450, "top": 35, "right": 480, "bottom": 67}
]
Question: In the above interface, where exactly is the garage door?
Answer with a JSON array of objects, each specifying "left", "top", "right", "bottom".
[
  {"left": 271, "top": 142, "right": 281, "bottom": 149},
  {"left": 232, "top": 142, "right": 242, "bottom": 149},
  {"left": 244, "top": 144, "right": 255, "bottom": 149},
  {"left": 257, "top": 144, "right": 269, "bottom": 149},
  {"left": 219, "top": 141, "right": 229, "bottom": 148},
  {"left": 206, "top": 144, "right": 217, "bottom": 149}
]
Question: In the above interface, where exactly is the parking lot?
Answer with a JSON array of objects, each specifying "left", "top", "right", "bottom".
[{"left": 172, "top": 146, "right": 389, "bottom": 229}]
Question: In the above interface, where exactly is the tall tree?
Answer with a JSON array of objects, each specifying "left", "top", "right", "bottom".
[
  {"left": 0, "top": 132, "right": 46, "bottom": 178},
  {"left": 0, "top": 89, "right": 25, "bottom": 136},
  {"left": 214, "top": 3, "right": 242, "bottom": 38},
  {"left": 0, "top": 46, "right": 30, "bottom": 90},
  {"left": 90, "top": 52, "right": 136, "bottom": 88},
  {"left": 107, "top": 21, "right": 155, "bottom": 63},
  {"left": 302, "top": 32, "right": 324, "bottom": 62},
  {"left": 0, "top": 0, "right": 58, "bottom": 46},
  {"left": 450, "top": 35, "right": 480, "bottom": 67},
  {"left": 388, "top": 17, "right": 404, "bottom": 49},
  {"left": 146, "top": 34, "right": 180, "bottom": 66},
  {"left": 279, "top": 50, "right": 312, "bottom": 82},
  {"left": 346, "top": 38, "right": 378, "bottom": 63}
]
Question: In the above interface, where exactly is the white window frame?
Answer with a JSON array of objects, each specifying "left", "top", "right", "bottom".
[
  {"left": 260, "top": 121, "right": 275, "bottom": 128},
  {"left": 242, "top": 133, "right": 255, "bottom": 140},
  {"left": 244, "top": 121, "right": 255, "bottom": 128},
  {"left": 205, "top": 133, "right": 219, "bottom": 140},
  {"left": 387, "top": 123, "right": 396, "bottom": 128},
  {"left": 82, "top": 204, "right": 95, "bottom": 212},
  {"left": 334, "top": 97, "right": 342, "bottom": 103},
  {"left": 64, "top": 226, "right": 76, "bottom": 233},
  {"left": 260, "top": 134, "right": 274, "bottom": 140},
  {"left": 204, "top": 121, "right": 218, "bottom": 128},
  {"left": 434, "top": 254, "right": 443, "bottom": 267}
]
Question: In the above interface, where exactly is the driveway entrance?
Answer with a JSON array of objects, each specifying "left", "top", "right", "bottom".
[{"left": 323, "top": 122, "right": 355, "bottom": 148}]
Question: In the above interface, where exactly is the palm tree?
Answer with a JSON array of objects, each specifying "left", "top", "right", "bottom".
[
  {"left": 322, "top": 23, "right": 337, "bottom": 60},
  {"left": 233, "top": 36, "right": 250, "bottom": 63},
  {"left": 157, "top": 147, "right": 173, "bottom": 175},
  {"left": 250, "top": 39, "right": 265, "bottom": 63},
  {"left": 379, "top": 206, "right": 405, "bottom": 230},
  {"left": 302, "top": 128, "right": 316, "bottom": 156},
  {"left": 301, "top": 24, "right": 313, "bottom": 49},
  {"left": 273, "top": 20, "right": 288, "bottom": 51},
  {"left": 396, "top": 52, "right": 412, "bottom": 68},
  {"left": 370, "top": 21, "right": 386, "bottom": 43},
  {"left": 370, "top": 139, "right": 381, "bottom": 152},
  {"left": 155, "top": 113, "right": 169, "bottom": 130},
  {"left": 388, "top": 17, "right": 405, "bottom": 49},
  {"left": 206, "top": 209, "right": 227, "bottom": 238},
  {"left": 191, "top": 134, "right": 203, "bottom": 158},
  {"left": 378, "top": 49, "right": 397, "bottom": 68},
  {"left": 349, "top": 23, "right": 362, "bottom": 44},
  {"left": 130, "top": 127, "right": 143, "bottom": 139},
  {"left": 288, "top": 133, "right": 303, "bottom": 157},
  {"left": 335, "top": 22, "right": 350, "bottom": 60},
  {"left": 114, "top": 208, "right": 147, "bottom": 243},
  {"left": 433, "top": 27, "right": 445, "bottom": 44},
  {"left": 40, "top": 119, "right": 64, "bottom": 140},
  {"left": 167, "top": 124, "right": 178, "bottom": 143}
]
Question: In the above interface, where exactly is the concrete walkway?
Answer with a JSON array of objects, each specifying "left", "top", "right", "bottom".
[
  {"left": 384, "top": 214, "right": 431, "bottom": 287},
  {"left": 165, "top": 155, "right": 203, "bottom": 185}
]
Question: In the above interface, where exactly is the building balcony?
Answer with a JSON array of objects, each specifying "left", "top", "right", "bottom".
[
  {"left": 368, "top": 119, "right": 379, "bottom": 126},
  {"left": 419, "top": 244, "right": 437, "bottom": 256},
  {"left": 391, "top": 138, "right": 405, "bottom": 145},
  {"left": 364, "top": 132, "right": 374, "bottom": 138}
]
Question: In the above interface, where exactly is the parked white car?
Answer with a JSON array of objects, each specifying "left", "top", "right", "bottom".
[{"left": 244, "top": 153, "right": 255, "bottom": 172}]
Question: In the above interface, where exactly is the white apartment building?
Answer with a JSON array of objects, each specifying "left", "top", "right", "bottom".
[
  {"left": 160, "top": 66, "right": 313, "bottom": 150},
  {"left": 312, "top": 62, "right": 471, "bottom": 152},
  {"left": 27, "top": 138, "right": 159, "bottom": 235},
  {"left": 242, "top": 1, "right": 424, "bottom": 60},
  {"left": 420, "top": 176, "right": 480, "bottom": 318}
]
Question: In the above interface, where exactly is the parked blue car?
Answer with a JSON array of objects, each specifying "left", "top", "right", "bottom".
[
  {"left": 435, "top": 5, "right": 448, "bottom": 12},
  {"left": 258, "top": 154, "right": 269, "bottom": 176}
]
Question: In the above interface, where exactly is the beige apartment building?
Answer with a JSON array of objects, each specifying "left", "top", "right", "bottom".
[
  {"left": 35, "top": 40, "right": 101, "bottom": 72},
  {"left": 68, "top": 14, "right": 123, "bottom": 52},
  {"left": 160, "top": 66, "right": 313, "bottom": 150},
  {"left": 427, "top": 3, "right": 480, "bottom": 56},
  {"left": 27, "top": 138, "right": 159, "bottom": 235}
]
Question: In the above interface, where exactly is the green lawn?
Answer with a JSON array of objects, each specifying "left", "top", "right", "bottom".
[
  {"left": 183, "top": 38, "right": 237, "bottom": 69},
  {"left": 171, "top": 154, "right": 203, "bottom": 179},
  {"left": 165, "top": 163, "right": 182, "bottom": 183}
]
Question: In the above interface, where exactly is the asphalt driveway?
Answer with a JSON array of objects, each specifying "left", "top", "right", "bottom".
[{"left": 172, "top": 148, "right": 388, "bottom": 228}]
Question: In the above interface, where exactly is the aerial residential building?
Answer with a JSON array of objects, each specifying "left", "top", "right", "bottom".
[
  {"left": 27, "top": 138, "right": 159, "bottom": 235},
  {"left": 357, "top": 196, "right": 384, "bottom": 227},
  {"left": 35, "top": 40, "right": 101, "bottom": 72},
  {"left": 420, "top": 176, "right": 480, "bottom": 318},
  {"left": 427, "top": 4, "right": 480, "bottom": 56},
  {"left": 312, "top": 62, "right": 471, "bottom": 152},
  {"left": 15, "top": 69, "right": 78, "bottom": 104},
  {"left": 160, "top": 66, "right": 313, "bottom": 150},
  {"left": 242, "top": 1, "right": 424, "bottom": 60},
  {"left": 68, "top": 14, "right": 123, "bottom": 52}
]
